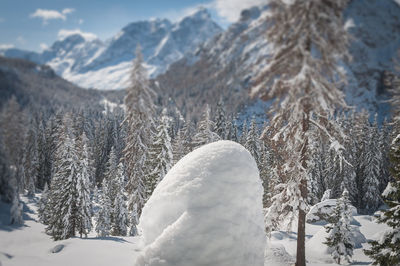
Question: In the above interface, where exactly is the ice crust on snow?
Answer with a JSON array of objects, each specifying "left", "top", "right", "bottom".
[{"left": 135, "top": 140, "right": 266, "bottom": 266}]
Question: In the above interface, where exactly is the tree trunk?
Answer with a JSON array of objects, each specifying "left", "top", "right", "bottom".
[{"left": 295, "top": 206, "right": 306, "bottom": 266}]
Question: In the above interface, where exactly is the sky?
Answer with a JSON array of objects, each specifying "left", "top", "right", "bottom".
[{"left": 0, "top": 0, "right": 266, "bottom": 52}]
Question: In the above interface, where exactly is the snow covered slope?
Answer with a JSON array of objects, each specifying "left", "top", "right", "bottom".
[
  {"left": 136, "top": 141, "right": 266, "bottom": 266},
  {"left": 158, "top": 0, "right": 400, "bottom": 120},
  {"left": 0, "top": 8, "right": 222, "bottom": 90}
]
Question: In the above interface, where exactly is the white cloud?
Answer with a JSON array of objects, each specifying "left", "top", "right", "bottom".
[
  {"left": 62, "top": 8, "right": 75, "bottom": 15},
  {"left": 16, "top": 36, "right": 26, "bottom": 45},
  {"left": 30, "top": 8, "right": 75, "bottom": 24},
  {"left": 57, "top": 29, "right": 98, "bottom": 41},
  {"left": 212, "top": 0, "right": 266, "bottom": 22},
  {"left": 161, "top": 4, "right": 214, "bottom": 22},
  {"left": 39, "top": 43, "right": 49, "bottom": 51},
  {"left": 0, "top": 44, "right": 14, "bottom": 50},
  {"left": 78, "top": 18, "right": 84, "bottom": 25}
]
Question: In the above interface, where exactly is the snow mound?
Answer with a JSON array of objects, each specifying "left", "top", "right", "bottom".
[
  {"left": 135, "top": 140, "right": 266, "bottom": 266},
  {"left": 264, "top": 240, "right": 295, "bottom": 266},
  {"left": 307, "top": 199, "right": 358, "bottom": 225}
]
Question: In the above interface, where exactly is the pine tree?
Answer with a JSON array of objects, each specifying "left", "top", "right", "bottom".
[
  {"left": 252, "top": 1, "right": 351, "bottom": 264},
  {"left": 76, "top": 132, "right": 93, "bottom": 238},
  {"left": 38, "top": 182, "right": 50, "bottom": 224},
  {"left": 324, "top": 189, "right": 354, "bottom": 265},
  {"left": 214, "top": 97, "right": 227, "bottom": 139},
  {"left": 24, "top": 123, "right": 39, "bottom": 197},
  {"left": 364, "top": 133, "right": 400, "bottom": 265},
  {"left": 147, "top": 111, "right": 173, "bottom": 197},
  {"left": 111, "top": 162, "right": 128, "bottom": 236},
  {"left": 172, "top": 128, "right": 185, "bottom": 165},
  {"left": 128, "top": 204, "right": 139, "bottom": 236},
  {"left": 244, "top": 118, "right": 261, "bottom": 164},
  {"left": 123, "top": 45, "right": 155, "bottom": 218},
  {"left": 192, "top": 104, "right": 220, "bottom": 148},
  {"left": 10, "top": 192, "right": 23, "bottom": 225},
  {"left": 95, "top": 178, "right": 112, "bottom": 237},
  {"left": 46, "top": 113, "right": 80, "bottom": 240},
  {"left": 362, "top": 116, "right": 382, "bottom": 213}
]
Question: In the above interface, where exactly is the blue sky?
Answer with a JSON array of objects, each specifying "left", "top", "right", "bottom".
[{"left": 0, "top": 0, "right": 265, "bottom": 52}]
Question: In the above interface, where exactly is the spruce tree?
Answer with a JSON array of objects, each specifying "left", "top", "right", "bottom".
[
  {"left": 244, "top": 118, "right": 261, "bottom": 164},
  {"left": 123, "top": 45, "right": 155, "bottom": 218},
  {"left": 46, "top": 113, "right": 80, "bottom": 240},
  {"left": 38, "top": 182, "right": 50, "bottom": 224},
  {"left": 111, "top": 162, "right": 128, "bottom": 236},
  {"left": 252, "top": 1, "right": 351, "bottom": 264},
  {"left": 364, "top": 133, "right": 400, "bottom": 265},
  {"left": 10, "top": 192, "right": 23, "bottom": 225},
  {"left": 214, "top": 97, "right": 227, "bottom": 139},
  {"left": 192, "top": 104, "right": 220, "bottom": 148},
  {"left": 147, "top": 111, "right": 173, "bottom": 197},
  {"left": 324, "top": 189, "right": 354, "bottom": 265},
  {"left": 76, "top": 132, "right": 93, "bottom": 238},
  {"left": 362, "top": 117, "right": 382, "bottom": 213},
  {"left": 172, "top": 129, "right": 185, "bottom": 165},
  {"left": 95, "top": 178, "right": 112, "bottom": 237}
]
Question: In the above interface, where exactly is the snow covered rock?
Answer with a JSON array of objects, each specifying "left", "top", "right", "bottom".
[
  {"left": 135, "top": 140, "right": 265, "bottom": 266},
  {"left": 306, "top": 199, "right": 358, "bottom": 225}
]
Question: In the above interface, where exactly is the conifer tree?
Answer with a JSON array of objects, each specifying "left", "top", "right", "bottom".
[
  {"left": 38, "top": 182, "right": 50, "bottom": 224},
  {"left": 362, "top": 116, "right": 382, "bottom": 213},
  {"left": 76, "top": 132, "right": 93, "bottom": 238},
  {"left": 245, "top": 118, "right": 261, "bottom": 164},
  {"left": 10, "top": 192, "right": 23, "bottom": 225},
  {"left": 123, "top": 45, "right": 155, "bottom": 217},
  {"left": 364, "top": 133, "right": 400, "bottom": 265},
  {"left": 214, "top": 97, "right": 227, "bottom": 139},
  {"left": 252, "top": 1, "right": 351, "bottom": 264},
  {"left": 95, "top": 178, "right": 112, "bottom": 237},
  {"left": 46, "top": 113, "right": 80, "bottom": 240},
  {"left": 111, "top": 162, "right": 128, "bottom": 236},
  {"left": 147, "top": 111, "right": 173, "bottom": 196},
  {"left": 172, "top": 129, "right": 185, "bottom": 165},
  {"left": 324, "top": 189, "right": 354, "bottom": 265},
  {"left": 129, "top": 204, "right": 139, "bottom": 236},
  {"left": 192, "top": 104, "right": 220, "bottom": 148}
]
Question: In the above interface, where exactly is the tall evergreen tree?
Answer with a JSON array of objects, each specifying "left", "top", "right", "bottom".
[
  {"left": 364, "top": 130, "right": 400, "bottom": 265},
  {"left": 38, "top": 182, "right": 50, "bottom": 224},
  {"left": 46, "top": 113, "right": 80, "bottom": 240},
  {"left": 76, "top": 132, "right": 93, "bottom": 238},
  {"left": 147, "top": 111, "right": 173, "bottom": 196},
  {"left": 192, "top": 104, "right": 220, "bottom": 148},
  {"left": 252, "top": 1, "right": 351, "bottom": 264},
  {"left": 111, "top": 162, "right": 128, "bottom": 236},
  {"left": 214, "top": 97, "right": 227, "bottom": 139},
  {"left": 324, "top": 189, "right": 354, "bottom": 265},
  {"left": 123, "top": 45, "right": 155, "bottom": 218},
  {"left": 95, "top": 178, "right": 112, "bottom": 237}
]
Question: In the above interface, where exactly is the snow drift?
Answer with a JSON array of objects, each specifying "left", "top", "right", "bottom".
[{"left": 135, "top": 140, "right": 266, "bottom": 266}]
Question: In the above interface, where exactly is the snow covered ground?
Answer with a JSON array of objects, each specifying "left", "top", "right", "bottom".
[{"left": 0, "top": 193, "right": 389, "bottom": 266}]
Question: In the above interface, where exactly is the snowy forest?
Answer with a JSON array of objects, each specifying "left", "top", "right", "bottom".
[{"left": 1, "top": 0, "right": 400, "bottom": 266}]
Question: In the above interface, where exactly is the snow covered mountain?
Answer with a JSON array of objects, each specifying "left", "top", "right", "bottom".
[
  {"left": 0, "top": 8, "right": 222, "bottom": 90},
  {"left": 157, "top": 0, "right": 400, "bottom": 120}
]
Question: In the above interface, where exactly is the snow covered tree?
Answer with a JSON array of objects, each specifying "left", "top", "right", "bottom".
[
  {"left": 76, "top": 132, "right": 93, "bottom": 238},
  {"left": 111, "top": 162, "right": 128, "bottom": 236},
  {"left": 192, "top": 104, "right": 220, "bottom": 148},
  {"left": 244, "top": 118, "right": 261, "bottom": 165},
  {"left": 38, "top": 182, "right": 50, "bottom": 224},
  {"left": 95, "top": 178, "right": 112, "bottom": 237},
  {"left": 362, "top": 117, "right": 382, "bottom": 213},
  {"left": 147, "top": 110, "right": 173, "bottom": 196},
  {"left": 123, "top": 45, "right": 155, "bottom": 217},
  {"left": 364, "top": 133, "right": 400, "bottom": 265},
  {"left": 252, "top": 1, "right": 351, "bottom": 264},
  {"left": 239, "top": 119, "right": 248, "bottom": 146},
  {"left": 128, "top": 204, "right": 139, "bottom": 236},
  {"left": 46, "top": 113, "right": 80, "bottom": 240},
  {"left": 324, "top": 189, "right": 354, "bottom": 265},
  {"left": 24, "top": 122, "right": 39, "bottom": 197},
  {"left": 10, "top": 192, "right": 23, "bottom": 225},
  {"left": 214, "top": 97, "right": 227, "bottom": 139},
  {"left": 172, "top": 128, "right": 185, "bottom": 165}
]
